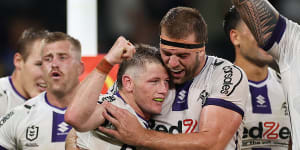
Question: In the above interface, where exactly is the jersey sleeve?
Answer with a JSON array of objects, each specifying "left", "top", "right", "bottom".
[
  {"left": 205, "top": 64, "right": 249, "bottom": 118},
  {"left": 0, "top": 88, "right": 8, "bottom": 117},
  {"left": 265, "top": 16, "right": 300, "bottom": 72}
]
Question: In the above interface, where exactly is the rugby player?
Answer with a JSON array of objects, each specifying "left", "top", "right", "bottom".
[
  {"left": 0, "top": 32, "right": 84, "bottom": 149},
  {"left": 98, "top": 6, "right": 250, "bottom": 150},
  {"left": 224, "top": 6, "right": 291, "bottom": 149},
  {"left": 232, "top": 0, "right": 300, "bottom": 149},
  {"left": 0, "top": 28, "right": 48, "bottom": 116},
  {"left": 65, "top": 37, "right": 169, "bottom": 149}
]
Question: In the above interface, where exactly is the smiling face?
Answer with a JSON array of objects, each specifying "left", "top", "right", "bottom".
[
  {"left": 160, "top": 30, "right": 206, "bottom": 85},
  {"left": 132, "top": 62, "right": 169, "bottom": 115},
  {"left": 41, "top": 40, "right": 82, "bottom": 97},
  {"left": 19, "top": 39, "right": 47, "bottom": 98}
]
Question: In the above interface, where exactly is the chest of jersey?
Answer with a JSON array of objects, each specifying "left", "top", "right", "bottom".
[
  {"left": 243, "top": 72, "right": 291, "bottom": 149},
  {"left": 15, "top": 100, "right": 71, "bottom": 149}
]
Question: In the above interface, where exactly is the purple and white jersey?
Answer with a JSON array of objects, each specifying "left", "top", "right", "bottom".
[
  {"left": 152, "top": 56, "right": 249, "bottom": 150},
  {"left": 263, "top": 16, "right": 300, "bottom": 150},
  {"left": 0, "top": 92, "right": 72, "bottom": 150},
  {"left": 76, "top": 93, "right": 149, "bottom": 150},
  {"left": 0, "top": 76, "right": 27, "bottom": 116},
  {"left": 242, "top": 68, "right": 291, "bottom": 149}
]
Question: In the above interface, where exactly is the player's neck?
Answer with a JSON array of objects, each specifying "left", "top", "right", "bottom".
[
  {"left": 119, "top": 91, "right": 150, "bottom": 120},
  {"left": 235, "top": 58, "right": 268, "bottom": 82},
  {"left": 11, "top": 71, "right": 29, "bottom": 99},
  {"left": 193, "top": 54, "right": 207, "bottom": 77},
  {"left": 46, "top": 84, "right": 79, "bottom": 109}
]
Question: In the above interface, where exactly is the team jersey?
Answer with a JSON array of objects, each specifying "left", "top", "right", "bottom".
[
  {"left": 263, "top": 15, "right": 300, "bottom": 150},
  {"left": 0, "top": 76, "right": 27, "bottom": 116},
  {"left": 76, "top": 92, "right": 149, "bottom": 150},
  {"left": 151, "top": 56, "right": 249, "bottom": 150},
  {"left": 0, "top": 92, "right": 72, "bottom": 150},
  {"left": 242, "top": 68, "right": 291, "bottom": 149}
]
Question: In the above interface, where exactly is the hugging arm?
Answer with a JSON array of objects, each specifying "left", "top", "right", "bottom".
[{"left": 99, "top": 102, "right": 242, "bottom": 150}]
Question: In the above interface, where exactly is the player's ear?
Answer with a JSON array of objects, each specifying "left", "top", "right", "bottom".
[
  {"left": 79, "top": 61, "right": 85, "bottom": 75},
  {"left": 230, "top": 29, "right": 240, "bottom": 47},
  {"left": 122, "top": 75, "right": 134, "bottom": 92},
  {"left": 14, "top": 53, "right": 24, "bottom": 70}
]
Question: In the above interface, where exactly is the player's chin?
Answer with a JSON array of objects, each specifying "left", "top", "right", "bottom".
[{"left": 151, "top": 105, "right": 163, "bottom": 114}]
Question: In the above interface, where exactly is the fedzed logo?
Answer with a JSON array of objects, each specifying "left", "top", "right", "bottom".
[
  {"left": 151, "top": 119, "right": 198, "bottom": 134},
  {"left": 26, "top": 125, "right": 39, "bottom": 141},
  {"left": 243, "top": 122, "right": 290, "bottom": 139},
  {"left": 220, "top": 66, "right": 233, "bottom": 95}
]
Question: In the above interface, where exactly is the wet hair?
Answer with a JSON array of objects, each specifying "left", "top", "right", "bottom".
[
  {"left": 223, "top": 6, "right": 241, "bottom": 40},
  {"left": 160, "top": 6, "right": 208, "bottom": 44},
  {"left": 116, "top": 44, "right": 164, "bottom": 89},
  {"left": 16, "top": 28, "right": 49, "bottom": 61},
  {"left": 42, "top": 32, "right": 82, "bottom": 58}
]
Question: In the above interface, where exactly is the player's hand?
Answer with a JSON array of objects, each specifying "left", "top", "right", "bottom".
[
  {"left": 98, "top": 102, "right": 146, "bottom": 146},
  {"left": 104, "top": 36, "right": 136, "bottom": 65}
]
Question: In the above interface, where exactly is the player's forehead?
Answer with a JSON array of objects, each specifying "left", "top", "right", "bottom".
[
  {"left": 42, "top": 40, "right": 72, "bottom": 56},
  {"left": 137, "top": 62, "right": 167, "bottom": 77}
]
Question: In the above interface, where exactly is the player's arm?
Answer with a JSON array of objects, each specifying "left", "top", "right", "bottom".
[
  {"left": 232, "top": 0, "right": 279, "bottom": 48},
  {"left": 65, "top": 36, "right": 135, "bottom": 132},
  {"left": 100, "top": 102, "right": 242, "bottom": 150}
]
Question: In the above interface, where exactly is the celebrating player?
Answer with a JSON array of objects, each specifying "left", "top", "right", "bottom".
[
  {"left": 223, "top": 6, "right": 291, "bottom": 149},
  {"left": 98, "top": 6, "right": 250, "bottom": 150},
  {"left": 65, "top": 37, "right": 169, "bottom": 149},
  {"left": 0, "top": 32, "right": 84, "bottom": 149},
  {"left": 232, "top": 0, "right": 300, "bottom": 149},
  {"left": 0, "top": 28, "right": 48, "bottom": 116}
]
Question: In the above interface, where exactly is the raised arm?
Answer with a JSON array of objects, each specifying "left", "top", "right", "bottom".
[
  {"left": 232, "top": 0, "right": 279, "bottom": 48},
  {"left": 65, "top": 36, "right": 135, "bottom": 132}
]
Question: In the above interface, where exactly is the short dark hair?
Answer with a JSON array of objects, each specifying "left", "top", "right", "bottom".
[
  {"left": 116, "top": 44, "right": 163, "bottom": 90},
  {"left": 16, "top": 28, "right": 49, "bottom": 61},
  {"left": 160, "top": 6, "right": 208, "bottom": 44},
  {"left": 223, "top": 6, "right": 241, "bottom": 39}
]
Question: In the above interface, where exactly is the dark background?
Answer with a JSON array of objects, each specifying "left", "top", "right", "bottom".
[{"left": 0, "top": 0, "right": 299, "bottom": 76}]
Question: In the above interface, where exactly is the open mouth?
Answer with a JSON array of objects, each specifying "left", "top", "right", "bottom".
[
  {"left": 37, "top": 83, "right": 47, "bottom": 91},
  {"left": 51, "top": 71, "right": 62, "bottom": 79},
  {"left": 170, "top": 69, "right": 184, "bottom": 77}
]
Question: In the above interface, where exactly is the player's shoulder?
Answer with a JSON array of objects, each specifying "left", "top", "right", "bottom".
[
  {"left": 208, "top": 56, "right": 248, "bottom": 95},
  {"left": 0, "top": 86, "right": 8, "bottom": 100},
  {"left": 0, "top": 76, "right": 10, "bottom": 90},
  {"left": 98, "top": 93, "right": 118, "bottom": 104},
  {"left": 98, "top": 93, "right": 127, "bottom": 108},
  {"left": 10, "top": 92, "right": 44, "bottom": 115},
  {"left": 267, "top": 67, "right": 282, "bottom": 83},
  {"left": 208, "top": 56, "right": 245, "bottom": 77},
  {"left": 0, "top": 101, "right": 32, "bottom": 127}
]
